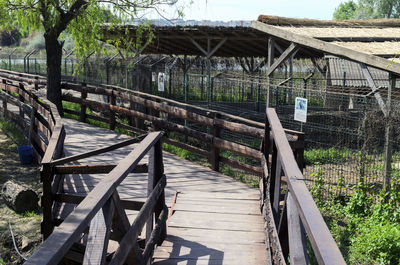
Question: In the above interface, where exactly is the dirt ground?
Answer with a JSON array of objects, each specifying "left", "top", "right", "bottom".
[{"left": 0, "top": 132, "right": 42, "bottom": 264}]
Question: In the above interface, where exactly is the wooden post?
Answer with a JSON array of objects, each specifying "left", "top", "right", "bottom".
[
  {"left": 269, "top": 143, "right": 278, "bottom": 215},
  {"left": 295, "top": 133, "right": 305, "bottom": 173},
  {"left": 28, "top": 108, "right": 36, "bottom": 146},
  {"left": 341, "top": 71, "right": 346, "bottom": 110},
  {"left": 80, "top": 83, "right": 87, "bottom": 122},
  {"left": 18, "top": 83, "right": 25, "bottom": 119},
  {"left": 289, "top": 55, "right": 293, "bottom": 105},
  {"left": 34, "top": 76, "right": 39, "bottom": 90},
  {"left": 154, "top": 140, "right": 166, "bottom": 245},
  {"left": 287, "top": 192, "right": 308, "bottom": 265},
  {"left": 201, "top": 63, "right": 204, "bottom": 99},
  {"left": 41, "top": 163, "right": 55, "bottom": 239},
  {"left": 211, "top": 113, "right": 221, "bottom": 172},
  {"left": 273, "top": 155, "right": 282, "bottom": 224},
  {"left": 257, "top": 71, "right": 261, "bottom": 112},
  {"left": 109, "top": 90, "right": 116, "bottom": 131},
  {"left": 146, "top": 146, "right": 155, "bottom": 249},
  {"left": 383, "top": 75, "right": 394, "bottom": 192},
  {"left": 207, "top": 59, "right": 211, "bottom": 108},
  {"left": 267, "top": 37, "right": 275, "bottom": 108},
  {"left": 2, "top": 80, "right": 7, "bottom": 118}
]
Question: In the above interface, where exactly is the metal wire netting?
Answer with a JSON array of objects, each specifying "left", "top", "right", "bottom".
[{"left": 1, "top": 54, "right": 398, "bottom": 194}]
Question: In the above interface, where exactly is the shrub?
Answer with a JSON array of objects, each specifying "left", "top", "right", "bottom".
[
  {"left": 349, "top": 220, "right": 400, "bottom": 265},
  {"left": 0, "top": 28, "right": 21, "bottom": 46}
]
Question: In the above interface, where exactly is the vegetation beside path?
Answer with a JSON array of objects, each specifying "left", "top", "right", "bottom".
[{"left": 0, "top": 119, "right": 41, "bottom": 265}]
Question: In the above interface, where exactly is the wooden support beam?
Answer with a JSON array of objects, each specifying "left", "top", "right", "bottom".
[
  {"left": 360, "top": 63, "right": 388, "bottom": 117},
  {"left": 252, "top": 20, "right": 400, "bottom": 75},
  {"left": 266, "top": 43, "right": 298, "bottom": 77},
  {"left": 189, "top": 38, "right": 227, "bottom": 59},
  {"left": 266, "top": 37, "right": 275, "bottom": 108}
]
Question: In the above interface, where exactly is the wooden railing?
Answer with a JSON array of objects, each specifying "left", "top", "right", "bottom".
[
  {"left": 61, "top": 81, "right": 304, "bottom": 177},
  {"left": 262, "top": 108, "right": 346, "bottom": 265},
  {"left": 0, "top": 71, "right": 64, "bottom": 164},
  {"left": 0, "top": 71, "right": 66, "bottom": 244},
  {"left": 26, "top": 132, "right": 167, "bottom": 264}
]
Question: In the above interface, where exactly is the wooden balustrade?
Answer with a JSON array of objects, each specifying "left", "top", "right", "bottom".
[
  {"left": 263, "top": 108, "right": 346, "bottom": 265},
  {"left": 61, "top": 81, "right": 304, "bottom": 177},
  {"left": 25, "top": 132, "right": 167, "bottom": 265}
]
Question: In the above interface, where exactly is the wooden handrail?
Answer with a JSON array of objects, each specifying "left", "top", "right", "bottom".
[
  {"left": 25, "top": 132, "right": 166, "bottom": 265},
  {"left": 264, "top": 108, "right": 346, "bottom": 265}
]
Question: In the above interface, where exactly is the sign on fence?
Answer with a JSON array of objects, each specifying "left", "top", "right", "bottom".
[
  {"left": 158, "top": 72, "right": 165, "bottom": 92},
  {"left": 294, "top": 97, "right": 307, "bottom": 123}
]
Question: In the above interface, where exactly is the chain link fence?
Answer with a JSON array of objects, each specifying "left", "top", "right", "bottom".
[{"left": 1, "top": 52, "right": 398, "bottom": 194}]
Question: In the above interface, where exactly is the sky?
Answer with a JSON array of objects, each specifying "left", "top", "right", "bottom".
[{"left": 146, "top": 0, "right": 346, "bottom": 21}]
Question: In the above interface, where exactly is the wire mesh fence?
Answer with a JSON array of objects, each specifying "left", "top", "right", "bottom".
[{"left": 1, "top": 52, "right": 398, "bottom": 195}]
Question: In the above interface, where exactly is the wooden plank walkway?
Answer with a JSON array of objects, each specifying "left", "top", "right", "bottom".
[{"left": 60, "top": 118, "right": 268, "bottom": 265}]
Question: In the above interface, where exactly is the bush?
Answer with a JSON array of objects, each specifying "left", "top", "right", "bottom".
[
  {"left": 349, "top": 220, "right": 400, "bottom": 265},
  {"left": 0, "top": 28, "right": 21, "bottom": 46}
]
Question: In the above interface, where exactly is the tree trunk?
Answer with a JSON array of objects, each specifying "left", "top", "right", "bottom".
[
  {"left": 1, "top": 180, "right": 39, "bottom": 213},
  {"left": 45, "top": 32, "right": 64, "bottom": 115}
]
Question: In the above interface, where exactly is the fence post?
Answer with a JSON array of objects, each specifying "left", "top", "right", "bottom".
[
  {"left": 211, "top": 113, "right": 221, "bottom": 172},
  {"left": 41, "top": 163, "right": 55, "bottom": 239},
  {"left": 109, "top": 90, "right": 116, "bottom": 130},
  {"left": 154, "top": 139, "right": 166, "bottom": 244},
  {"left": 80, "top": 83, "right": 87, "bottom": 122},
  {"left": 34, "top": 76, "right": 39, "bottom": 90},
  {"left": 146, "top": 146, "right": 155, "bottom": 248},
  {"left": 18, "top": 83, "right": 25, "bottom": 119},
  {"left": 295, "top": 133, "right": 305, "bottom": 173},
  {"left": 2, "top": 79, "right": 7, "bottom": 118}
]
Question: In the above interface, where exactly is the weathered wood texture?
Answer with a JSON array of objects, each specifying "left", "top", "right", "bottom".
[
  {"left": 1, "top": 180, "right": 39, "bottom": 213},
  {"left": 47, "top": 118, "right": 269, "bottom": 265},
  {"left": 60, "top": 81, "right": 304, "bottom": 177},
  {"left": 26, "top": 131, "right": 167, "bottom": 265},
  {"left": 264, "top": 108, "right": 346, "bottom": 265}
]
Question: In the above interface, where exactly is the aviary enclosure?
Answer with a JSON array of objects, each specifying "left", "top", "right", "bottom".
[{"left": 1, "top": 51, "right": 398, "bottom": 196}]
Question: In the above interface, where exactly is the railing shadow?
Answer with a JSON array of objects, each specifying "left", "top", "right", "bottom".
[{"left": 154, "top": 235, "right": 224, "bottom": 265}]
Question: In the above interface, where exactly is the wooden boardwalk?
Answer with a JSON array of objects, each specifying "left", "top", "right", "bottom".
[{"left": 60, "top": 117, "right": 268, "bottom": 265}]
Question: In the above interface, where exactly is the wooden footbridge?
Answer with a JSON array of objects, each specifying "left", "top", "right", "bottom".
[{"left": 0, "top": 70, "right": 346, "bottom": 265}]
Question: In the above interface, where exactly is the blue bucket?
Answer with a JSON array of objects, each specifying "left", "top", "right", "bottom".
[{"left": 17, "top": 145, "right": 33, "bottom": 164}]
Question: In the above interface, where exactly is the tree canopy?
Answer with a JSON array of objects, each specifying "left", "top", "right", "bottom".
[
  {"left": 0, "top": 0, "right": 182, "bottom": 112},
  {"left": 334, "top": 0, "right": 400, "bottom": 19}
]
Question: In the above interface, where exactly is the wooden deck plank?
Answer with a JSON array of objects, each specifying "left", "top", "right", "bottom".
[{"left": 59, "top": 118, "right": 268, "bottom": 265}]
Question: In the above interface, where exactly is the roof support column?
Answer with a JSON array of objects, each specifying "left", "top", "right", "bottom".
[
  {"left": 383, "top": 74, "right": 395, "bottom": 193},
  {"left": 361, "top": 62, "right": 396, "bottom": 192},
  {"left": 266, "top": 37, "right": 275, "bottom": 108},
  {"left": 266, "top": 41, "right": 299, "bottom": 108}
]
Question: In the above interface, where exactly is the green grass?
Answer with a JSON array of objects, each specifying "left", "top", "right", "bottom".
[
  {"left": 0, "top": 118, "right": 26, "bottom": 145},
  {"left": 304, "top": 147, "right": 353, "bottom": 165}
]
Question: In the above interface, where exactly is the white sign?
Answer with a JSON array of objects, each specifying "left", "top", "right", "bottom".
[
  {"left": 152, "top": 72, "right": 157, "bottom": 82},
  {"left": 294, "top": 97, "right": 307, "bottom": 123},
  {"left": 158, "top": 72, "right": 165, "bottom": 92}
]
